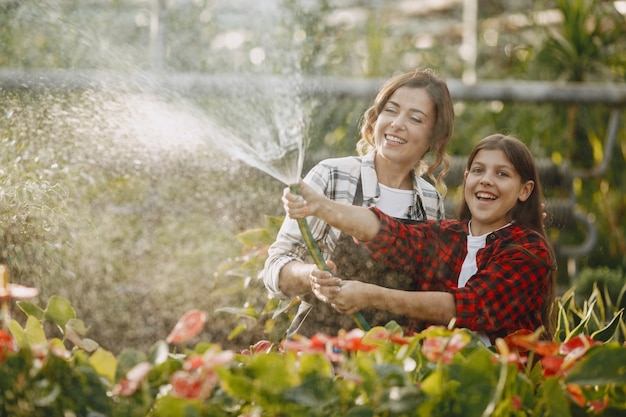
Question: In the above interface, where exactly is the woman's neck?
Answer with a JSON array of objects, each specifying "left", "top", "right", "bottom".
[{"left": 374, "top": 155, "right": 414, "bottom": 190}]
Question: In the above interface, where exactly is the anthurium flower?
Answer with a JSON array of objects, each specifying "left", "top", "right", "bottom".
[
  {"left": 166, "top": 309, "right": 208, "bottom": 344},
  {"left": 559, "top": 334, "right": 598, "bottom": 356},
  {"left": 171, "top": 370, "right": 209, "bottom": 399},
  {"left": 334, "top": 328, "right": 377, "bottom": 352},
  {"left": 421, "top": 332, "right": 469, "bottom": 364},
  {"left": 503, "top": 329, "right": 539, "bottom": 351},
  {"left": 0, "top": 329, "right": 16, "bottom": 362},
  {"left": 171, "top": 346, "right": 234, "bottom": 400},
  {"left": 540, "top": 355, "right": 565, "bottom": 377},
  {"left": 111, "top": 362, "right": 153, "bottom": 397},
  {"left": 0, "top": 283, "right": 39, "bottom": 299},
  {"left": 246, "top": 339, "right": 273, "bottom": 354},
  {"left": 281, "top": 335, "right": 343, "bottom": 362}
]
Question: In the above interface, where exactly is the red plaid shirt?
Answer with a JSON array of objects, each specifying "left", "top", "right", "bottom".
[{"left": 362, "top": 208, "right": 554, "bottom": 342}]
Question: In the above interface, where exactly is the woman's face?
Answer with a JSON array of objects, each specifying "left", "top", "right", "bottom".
[
  {"left": 463, "top": 149, "right": 534, "bottom": 235},
  {"left": 373, "top": 86, "right": 435, "bottom": 169}
]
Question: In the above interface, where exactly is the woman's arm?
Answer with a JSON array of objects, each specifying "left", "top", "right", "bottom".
[{"left": 283, "top": 180, "right": 381, "bottom": 242}]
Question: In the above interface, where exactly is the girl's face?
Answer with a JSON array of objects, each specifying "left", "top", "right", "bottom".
[
  {"left": 463, "top": 149, "right": 534, "bottom": 236},
  {"left": 373, "top": 86, "right": 435, "bottom": 169}
]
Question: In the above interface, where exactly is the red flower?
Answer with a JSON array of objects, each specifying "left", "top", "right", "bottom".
[
  {"left": 0, "top": 329, "right": 16, "bottom": 362},
  {"left": 587, "top": 396, "right": 609, "bottom": 414},
  {"left": 511, "top": 395, "right": 522, "bottom": 411},
  {"left": 422, "top": 332, "right": 469, "bottom": 364},
  {"left": 249, "top": 340, "right": 273, "bottom": 354},
  {"left": 560, "top": 335, "right": 597, "bottom": 356},
  {"left": 166, "top": 309, "right": 208, "bottom": 344},
  {"left": 389, "top": 332, "right": 412, "bottom": 345},
  {"left": 112, "top": 362, "right": 153, "bottom": 397},
  {"left": 281, "top": 329, "right": 378, "bottom": 362},
  {"left": 335, "top": 328, "right": 377, "bottom": 352},
  {"left": 566, "top": 383, "right": 586, "bottom": 407},
  {"left": 541, "top": 355, "right": 565, "bottom": 377},
  {"left": 170, "top": 347, "right": 234, "bottom": 400},
  {"left": 503, "top": 329, "right": 538, "bottom": 352},
  {"left": 171, "top": 370, "right": 205, "bottom": 399}
]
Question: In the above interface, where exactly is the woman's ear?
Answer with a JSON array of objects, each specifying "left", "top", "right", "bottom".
[{"left": 518, "top": 180, "right": 535, "bottom": 202}]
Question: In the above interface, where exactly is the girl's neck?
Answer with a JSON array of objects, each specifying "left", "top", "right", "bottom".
[{"left": 468, "top": 220, "right": 513, "bottom": 236}]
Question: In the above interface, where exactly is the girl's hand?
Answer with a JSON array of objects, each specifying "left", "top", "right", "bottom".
[{"left": 329, "top": 280, "right": 371, "bottom": 315}]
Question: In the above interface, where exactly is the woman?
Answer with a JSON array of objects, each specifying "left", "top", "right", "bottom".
[
  {"left": 283, "top": 134, "right": 557, "bottom": 344},
  {"left": 263, "top": 69, "right": 455, "bottom": 336}
]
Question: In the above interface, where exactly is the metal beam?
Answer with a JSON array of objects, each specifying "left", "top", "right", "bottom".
[{"left": 1, "top": 70, "right": 626, "bottom": 106}]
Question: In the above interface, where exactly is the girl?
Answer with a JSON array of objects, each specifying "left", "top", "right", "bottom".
[{"left": 283, "top": 134, "right": 557, "bottom": 344}]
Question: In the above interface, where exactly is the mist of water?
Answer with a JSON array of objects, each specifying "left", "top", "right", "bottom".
[{"left": 1, "top": 0, "right": 319, "bottom": 352}]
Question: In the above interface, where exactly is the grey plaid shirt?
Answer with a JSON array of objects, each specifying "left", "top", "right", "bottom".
[{"left": 263, "top": 151, "right": 445, "bottom": 298}]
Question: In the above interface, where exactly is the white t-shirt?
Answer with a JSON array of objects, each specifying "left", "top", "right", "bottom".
[
  {"left": 458, "top": 221, "right": 512, "bottom": 346},
  {"left": 376, "top": 184, "right": 414, "bottom": 219}
]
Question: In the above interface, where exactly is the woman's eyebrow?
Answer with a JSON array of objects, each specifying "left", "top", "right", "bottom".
[{"left": 387, "top": 99, "right": 428, "bottom": 117}]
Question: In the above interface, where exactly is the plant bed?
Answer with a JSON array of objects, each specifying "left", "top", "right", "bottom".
[{"left": 1, "top": 290, "right": 625, "bottom": 417}]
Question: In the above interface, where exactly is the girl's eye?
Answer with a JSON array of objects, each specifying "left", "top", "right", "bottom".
[
  {"left": 384, "top": 106, "right": 397, "bottom": 114},
  {"left": 410, "top": 116, "right": 422, "bottom": 124},
  {"left": 497, "top": 171, "right": 510, "bottom": 177}
]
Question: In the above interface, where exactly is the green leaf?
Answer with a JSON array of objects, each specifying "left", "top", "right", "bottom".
[
  {"left": 151, "top": 395, "right": 204, "bottom": 417},
  {"left": 215, "top": 305, "right": 258, "bottom": 319},
  {"left": 227, "top": 323, "right": 248, "bottom": 340},
  {"left": 65, "top": 318, "right": 99, "bottom": 352},
  {"left": 565, "top": 298, "right": 596, "bottom": 341},
  {"left": 591, "top": 309, "right": 624, "bottom": 342},
  {"left": 16, "top": 300, "right": 45, "bottom": 320},
  {"left": 236, "top": 228, "right": 273, "bottom": 247},
  {"left": 115, "top": 348, "right": 148, "bottom": 381},
  {"left": 43, "top": 295, "right": 76, "bottom": 331},
  {"left": 8, "top": 318, "right": 27, "bottom": 349},
  {"left": 421, "top": 368, "right": 446, "bottom": 397},
  {"left": 535, "top": 377, "right": 572, "bottom": 417},
  {"left": 565, "top": 344, "right": 626, "bottom": 386},
  {"left": 265, "top": 215, "right": 285, "bottom": 237},
  {"left": 269, "top": 310, "right": 293, "bottom": 343},
  {"left": 90, "top": 347, "right": 118, "bottom": 383},
  {"left": 24, "top": 314, "right": 47, "bottom": 347},
  {"left": 298, "top": 352, "right": 333, "bottom": 379},
  {"left": 284, "top": 375, "right": 337, "bottom": 408}
]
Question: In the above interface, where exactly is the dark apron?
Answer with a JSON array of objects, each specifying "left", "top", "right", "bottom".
[{"left": 287, "top": 177, "right": 422, "bottom": 337}]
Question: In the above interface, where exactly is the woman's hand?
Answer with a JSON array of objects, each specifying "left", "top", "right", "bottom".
[
  {"left": 309, "top": 260, "right": 341, "bottom": 303},
  {"left": 308, "top": 260, "right": 372, "bottom": 315},
  {"left": 282, "top": 180, "right": 323, "bottom": 219}
]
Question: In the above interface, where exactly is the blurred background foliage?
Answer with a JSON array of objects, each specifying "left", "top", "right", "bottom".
[{"left": 0, "top": 0, "right": 624, "bottom": 353}]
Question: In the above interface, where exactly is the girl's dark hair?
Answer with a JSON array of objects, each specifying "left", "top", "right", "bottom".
[
  {"left": 357, "top": 68, "right": 454, "bottom": 195},
  {"left": 458, "top": 134, "right": 557, "bottom": 339}
]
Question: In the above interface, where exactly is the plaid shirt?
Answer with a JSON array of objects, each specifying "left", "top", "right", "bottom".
[
  {"left": 263, "top": 151, "right": 444, "bottom": 298},
  {"left": 363, "top": 208, "right": 554, "bottom": 342}
]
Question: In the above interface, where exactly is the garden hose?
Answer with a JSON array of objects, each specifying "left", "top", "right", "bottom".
[{"left": 289, "top": 184, "right": 370, "bottom": 331}]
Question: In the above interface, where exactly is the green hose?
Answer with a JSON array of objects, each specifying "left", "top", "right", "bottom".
[{"left": 289, "top": 184, "right": 370, "bottom": 331}]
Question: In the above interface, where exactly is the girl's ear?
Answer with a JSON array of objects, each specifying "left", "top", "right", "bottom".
[{"left": 518, "top": 180, "right": 535, "bottom": 202}]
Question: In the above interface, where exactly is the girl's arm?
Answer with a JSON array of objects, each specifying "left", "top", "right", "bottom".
[
  {"left": 310, "top": 267, "right": 456, "bottom": 325},
  {"left": 283, "top": 180, "right": 381, "bottom": 242}
]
